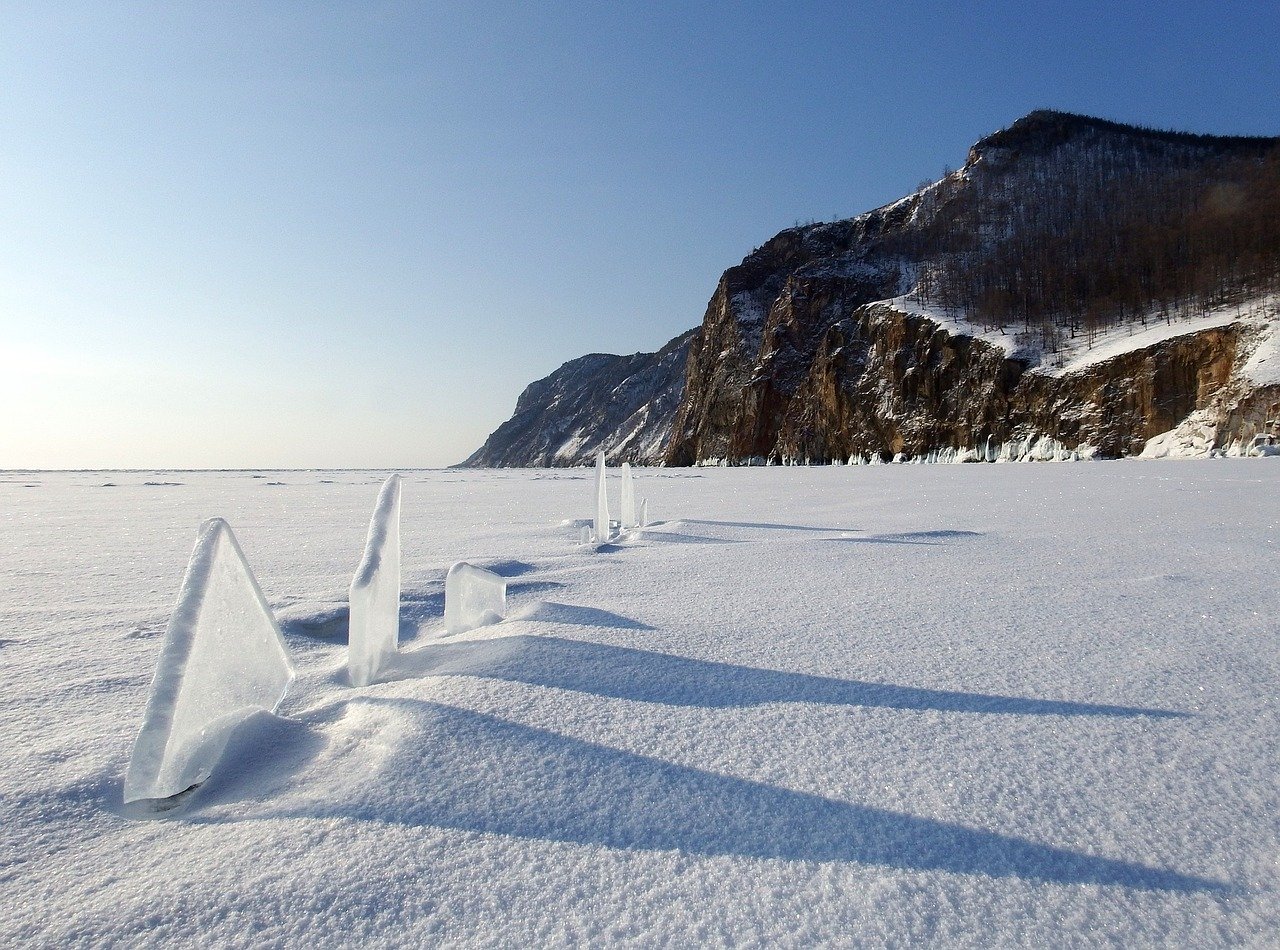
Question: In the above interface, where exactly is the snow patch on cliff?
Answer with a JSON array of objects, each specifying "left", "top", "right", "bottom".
[
  {"left": 1241, "top": 317, "right": 1280, "bottom": 387},
  {"left": 882, "top": 294, "right": 1280, "bottom": 378}
]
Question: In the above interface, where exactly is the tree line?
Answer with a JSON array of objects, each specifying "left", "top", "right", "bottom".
[{"left": 889, "top": 131, "right": 1280, "bottom": 351}]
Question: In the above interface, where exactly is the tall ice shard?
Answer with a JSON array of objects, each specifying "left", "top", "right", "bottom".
[
  {"left": 124, "top": 518, "right": 294, "bottom": 803},
  {"left": 348, "top": 474, "right": 402, "bottom": 687},
  {"left": 594, "top": 451, "right": 610, "bottom": 543},
  {"left": 620, "top": 462, "right": 637, "bottom": 530}
]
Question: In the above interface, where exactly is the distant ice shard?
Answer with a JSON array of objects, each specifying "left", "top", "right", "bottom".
[
  {"left": 594, "top": 451, "right": 610, "bottom": 542},
  {"left": 640, "top": 498, "right": 649, "bottom": 528},
  {"left": 445, "top": 562, "right": 507, "bottom": 635},
  {"left": 348, "top": 474, "right": 402, "bottom": 687},
  {"left": 620, "top": 462, "right": 637, "bottom": 529},
  {"left": 124, "top": 519, "right": 294, "bottom": 804},
  {"left": 579, "top": 525, "right": 592, "bottom": 545}
]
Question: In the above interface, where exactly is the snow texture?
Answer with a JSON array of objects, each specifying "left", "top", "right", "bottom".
[
  {"left": 594, "top": 451, "right": 610, "bottom": 542},
  {"left": 123, "top": 518, "right": 294, "bottom": 803},
  {"left": 620, "top": 463, "right": 637, "bottom": 530},
  {"left": 884, "top": 293, "right": 1280, "bottom": 377},
  {"left": 1241, "top": 317, "right": 1280, "bottom": 387},
  {"left": 348, "top": 474, "right": 402, "bottom": 687},
  {"left": 3, "top": 466, "right": 1278, "bottom": 946},
  {"left": 444, "top": 562, "right": 507, "bottom": 635}
]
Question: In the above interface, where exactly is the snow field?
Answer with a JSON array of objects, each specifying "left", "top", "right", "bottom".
[{"left": 0, "top": 464, "right": 1276, "bottom": 946}]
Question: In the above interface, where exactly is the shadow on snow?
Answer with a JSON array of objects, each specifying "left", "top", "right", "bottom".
[
  {"left": 185, "top": 699, "right": 1218, "bottom": 892},
  {"left": 385, "top": 634, "right": 1185, "bottom": 718}
]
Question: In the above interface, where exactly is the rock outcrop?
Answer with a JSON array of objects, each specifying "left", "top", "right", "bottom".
[
  {"left": 462, "top": 331, "right": 695, "bottom": 467},
  {"left": 464, "top": 111, "right": 1280, "bottom": 467}
]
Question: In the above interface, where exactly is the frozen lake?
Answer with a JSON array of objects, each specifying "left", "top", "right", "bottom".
[{"left": 1, "top": 463, "right": 1276, "bottom": 946}]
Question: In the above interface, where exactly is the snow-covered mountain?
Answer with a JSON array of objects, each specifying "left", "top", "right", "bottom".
[
  {"left": 462, "top": 331, "right": 695, "bottom": 467},
  {"left": 466, "top": 111, "right": 1280, "bottom": 466}
]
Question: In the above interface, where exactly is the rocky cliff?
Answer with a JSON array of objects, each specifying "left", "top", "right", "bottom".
[{"left": 465, "top": 111, "right": 1280, "bottom": 466}]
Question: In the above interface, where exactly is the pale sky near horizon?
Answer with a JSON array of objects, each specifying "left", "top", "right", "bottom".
[{"left": 3, "top": 1, "right": 1278, "bottom": 469}]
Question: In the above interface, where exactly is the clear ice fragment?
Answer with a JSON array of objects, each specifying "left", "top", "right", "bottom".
[
  {"left": 445, "top": 562, "right": 507, "bottom": 635},
  {"left": 594, "top": 451, "right": 610, "bottom": 542},
  {"left": 348, "top": 474, "right": 402, "bottom": 687},
  {"left": 640, "top": 498, "right": 649, "bottom": 528},
  {"left": 620, "top": 462, "right": 637, "bottom": 529},
  {"left": 124, "top": 518, "right": 294, "bottom": 803}
]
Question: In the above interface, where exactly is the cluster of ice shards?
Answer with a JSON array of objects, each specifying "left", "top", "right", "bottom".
[
  {"left": 445, "top": 562, "right": 507, "bottom": 635},
  {"left": 348, "top": 475, "right": 402, "bottom": 687},
  {"left": 587, "top": 454, "right": 649, "bottom": 543},
  {"left": 127, "top": 475, "right": 409, "bottom": 805},
  {"left": 124, "top": 519, "right": 294, "bottom": 803}
]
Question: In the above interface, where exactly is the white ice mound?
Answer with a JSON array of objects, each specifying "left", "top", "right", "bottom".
[
  {"left": 594, "top": 451, "right": 610, "bottom": 543},
  {"left": 348, "top": 474, "right": 402, "bottom": 687},
  {"left": 620, "top": 462, "right": 637, "bottom": 529},
  {"left": 445, "top": 562, "right": 507, "bottom": 635},
  {"left": 124, "top": 518, "right": 294, "bottom": 804}
]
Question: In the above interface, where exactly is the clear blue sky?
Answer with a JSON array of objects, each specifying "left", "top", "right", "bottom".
[{"left": 2, "top": 1, "right": 1277, "bottom": 468}]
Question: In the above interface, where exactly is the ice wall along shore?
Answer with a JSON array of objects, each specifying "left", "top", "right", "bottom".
[
  {"left": 348, "top": 474, "right": 402, "bottom": 687},
  {"left": 124, "top": 518, "right": 294, "bottom": 804}
]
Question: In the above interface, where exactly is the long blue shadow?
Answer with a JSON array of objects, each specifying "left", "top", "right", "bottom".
[
  {"left": 216, "top": 699, "right": 1217, "bottom": 891},
  {"left": 521, "top": 601, "right": 656, "bottom": 630},
  {"left": 827, "top": 530, "right": 984, "bottom": 547},
  {"left": 681, "top": 519, "right": 857, "bottom": 533},
  {"left": 391, "top": 635, "right": 1186, "bottom": 718},
  {"left": 279, "top": 579, "right": 567, "bottom": 646}
]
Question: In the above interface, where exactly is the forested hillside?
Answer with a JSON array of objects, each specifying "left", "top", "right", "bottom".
[{"left": 900, "top": 112, "right": 1280, "bottom": 350}]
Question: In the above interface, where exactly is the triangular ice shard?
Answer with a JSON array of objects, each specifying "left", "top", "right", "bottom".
[
  {"left": 348, "top": 474, "right": 402, "bottom": 687},
  {"left": 445, "top": 562, "right": 507, "bottom": 635},
  {"left": 620, "top": 462, "right": 637, "bottom": 530},
  {"left": 124, "top": 519, "right": 294, "bottom": 804},
  {"left": 594, "top": 451, "right": 610, "bottom": 543}
]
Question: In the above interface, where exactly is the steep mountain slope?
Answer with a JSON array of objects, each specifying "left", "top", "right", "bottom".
[
  {"left": 466, "top": 111, "right": 1280, "bottom": 467},
  {"left": 462, "top": 331, "right": 695, "bottom": 467}
]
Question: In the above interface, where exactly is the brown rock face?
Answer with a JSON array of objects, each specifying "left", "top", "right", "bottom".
[
  {"left": 467, "top": 111, "right": 1279, "bottom": 468},
  {"left": 659, "top": 111, "right": 1279, "bottom": 466},
  {"left": 675, "top": 299, "right": 1264, "bottom": 463},
  {"left": 666, "top": 212, "right": 919, "bottom": 465},
  {"left": 756, "top": 306, "right": 1254, "bottom": 462}
]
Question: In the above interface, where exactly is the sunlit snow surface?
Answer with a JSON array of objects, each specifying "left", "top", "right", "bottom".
[{"left": 1, "top": 465, "right": 1276, "bottom": 946}]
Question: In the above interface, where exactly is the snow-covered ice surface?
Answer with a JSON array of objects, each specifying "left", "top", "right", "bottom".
[{"left": 1, "top": 465, "right": 1277, "bottom": 946}]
